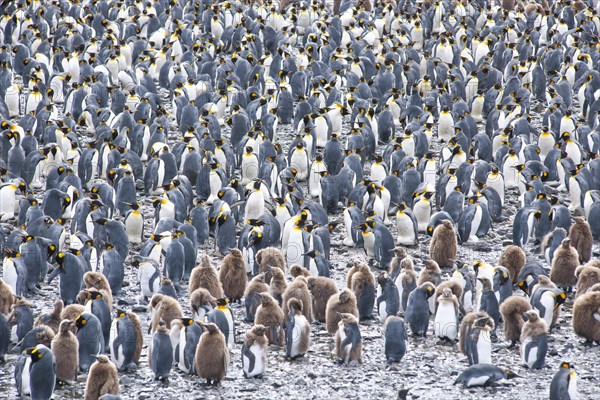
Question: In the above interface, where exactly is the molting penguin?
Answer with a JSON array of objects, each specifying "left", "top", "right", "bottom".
[
  {"left": 285, "top": 298, "right": 311, "bottom": 360},
  {"left": 464, "top": 315, "right": 494, "bottom": 366},
  {"left": 434, "top": 287, "right": 460, "bottom": 342},
  {"left": 255, "top": 292, "right": 285, "bottom": 347},
  {"left": 219, "top": 249, "right": 248, "bottom": 303},
  {"left": 242, "top": 324, "right": 268, "bottom": 378},
  {"left": 520, "top": 310, "right": 548, "bottom": 369},
  {"left": 569, "top": 217, "right": 592, "bottom": 263},
  {"left": 109, "top": 309, "right": 143, "bottom": 371},
  {"left": 335, "top": 313, "right": 362, "bottom": 366},
  {"left": 326, "top": 289, "right": 359, "bottom": 335}
]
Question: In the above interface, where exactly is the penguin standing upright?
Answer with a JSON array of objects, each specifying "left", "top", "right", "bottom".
[
  {"left": 429, "top": 220, "right": 457, "bottom": 268},
  {"left": 178, "top": 318, "right": 203, "bottom": 375},
  {"left": 499, "top": 296, "right": 531, "bottom": 347},
  {"left": 335, "top": 313, "right": 362, "bottom": 366},
  {"left": 242, "top": 324, "right": 268, "bottom": 378},
  {"left": 383, "top": 316, "right": 408, "bottom": 363},
  {"left": 123, "top": 203, "right": 144, "bottom": 244},
  {"left": 84, "top": 355, "right": 120, "bottom": 400},
  {"left": 76, "top": 313, "right": 104, "bottom": 372},
  {"left": 195, "top": 323, "right": 230, "bottom": 386},
  {"left": 109, "top": 309, "right": 143, "bottom": 371},
  {"left": 464, "top": 316, "right": 494, "bottom": 366},
  {"left": 549, "top": 362, "right": 578, "bottom": 400},
  {"left": 150, "top": 320, "right": 173, "bottom": 382},
  {"left": 51, "top": 320, "right": 79, "bottom": 384},
  {"left": 285, "top": 298, "right": 311, "bottom": 359},
  {"left": 520, "top": 310, "right": 548, "bottom": 369},
  {"left": 376, "top": 272, "right": 400, "bottom": 322},
  {"left": 405, "top": 282, "right": 435, "bottom": 336},
  {"left": 28, "top": 345, "right": 56, "bottom": 400},
  {"left": 207, "top": 298, "right": 235, "bottom": 350},
  {"left": 434, "top": 287, "right": 460, "bottom": 342}
]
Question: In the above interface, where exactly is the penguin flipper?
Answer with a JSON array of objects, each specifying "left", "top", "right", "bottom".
[{"left": 242, "top": 344, "right": 256, "bottom": 374}]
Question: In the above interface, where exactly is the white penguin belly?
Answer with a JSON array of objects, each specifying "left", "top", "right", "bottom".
[
  {"left": 290, "top": 151, "right": 308, "bottom": 181},
  {"left": 2, "top": 260, "right": 18, "bottom": 292},
  {"left": 476, "top": 331, "right": 492, "bottom": 364},
  {"left": 539, "top": 292, "right": 555, "bottom": 327},
  {"left": 396, "top": 213, "right": 416, "bottom": 245},
  {"left": 343, "top": 210, "right": 356, "bottom": 247},
  {"left": 290, "top": 317, "right": 309, "bottom": 357},
  {"left": 178, "top": 329, "right": 189, "bottom": 373},
  {"left": 467, "top": 206, "right": 482, "bottom": 243},
  {"left": 413, "top": 201, "right": 431, "bottom": 232},
  {"left": 363, "top": 232, "right": 375, "bottom": 257},
  {"left": 126, "top": 213, "right": 144, "bottom": 243},
  {"left": 434, "top": 302, "right": 458, "bottom": 340},
  {"left": 245, "top": 192, "right": 264, "bottom": 221},
  {"left": 244, "top": 343, "right": 266, "bottom": 377},
  {"left": 286, "top": 229, "right": 305, "bottom": 267}
]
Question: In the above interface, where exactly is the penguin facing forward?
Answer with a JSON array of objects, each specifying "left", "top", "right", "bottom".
[
  {"left": 550, "top": 238, "right": 579, "bottom": 291},
  {"left": 51, "top": 319, "right": 79, "bottom": 384},
  {"left": 429, "top": 220, "right": 457, "bottom": 269},
  {"left": 520, "top": 310, "right": 548, "bottom": 369},
  {"left": 383, "top": 316, "right": 408, "bottom": 363},
  {"left": 335, "top": 312, "right": 362, "bottom": 366},
  {"left": 150, "top": 320, "right": 173, "bottom": 382},
  {"left": 219, "top": 249, "right": 248, "bottom": 303},
  {"left": 464, "top": 315, "right": 494, "bottom": 366},
  {"left": 434, "top": 287, "right": 460, "bottom": 342},
  {"left": 84, "top": 355, "right": 120, "bottom": 400},
  {"left": 242, "top": 324, "right": 268, "bottom": 378},
  {"left": 27, "top": 345, "right": 56, "bottom": 400},
  {"left": 195, "top": 322, "right": 230, "bottom": 386},
  {"left": 549, "top": 362, "right": 578, "bottom": 400},
  {"left": 109, "top": 309, "right": 143, "bottom": 372},
  {"left": 285, "top": 298, "right": 311, "bottom": 360},
  {"left": 255, "top": 292, "right": 285, "bottom": 346},
  {"left": 207, "top": 298, "right": 235, "bottom": 350}
]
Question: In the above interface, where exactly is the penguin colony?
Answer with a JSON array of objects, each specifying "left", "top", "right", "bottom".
[{"left": 0, "top": 0, "right": 599, "bottom": 398}]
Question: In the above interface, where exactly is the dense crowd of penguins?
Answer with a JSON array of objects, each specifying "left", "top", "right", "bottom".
[{"left": 1, "top": 0, "right": 600, "bottom": 398}]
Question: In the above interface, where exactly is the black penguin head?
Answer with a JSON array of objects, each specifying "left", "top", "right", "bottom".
[
  {"left": 75, "top": 314, "right": 88, "bottom": 330},
  {"left": 27, "top": 346, "right": 44, "bottom": 363},
  {"left": 116, "top": 309, "right": 127, "bottom": 319},
  {"left": 180, "top": 318, "right": 195, "bottom": 327},
  {"left": 216, "top": 298, "right": 228, "bottom": 307}
]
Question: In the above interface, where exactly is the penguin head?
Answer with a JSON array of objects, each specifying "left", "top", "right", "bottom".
[
  {"left": 27, "top": 346, "right": 45, "bottom": 363},
  {"left": 202, "top": 322, "right": 220, "bottom": 335},
  {"left": 75, "top": 314, "right": 88, "bottom": 330},
  {"left": 180, "top": 318, "right": 195, "bottom": 327},
  {"left": 216, "top": 297, "right": 228, "bottom": 307},
  {"left": 559, "top": 362, "right": 573, "bottom": 370}
]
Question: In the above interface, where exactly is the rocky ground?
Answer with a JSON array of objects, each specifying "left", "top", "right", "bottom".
[{"left": 1, "top": 87, "right": 599, "bottom": 400}]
